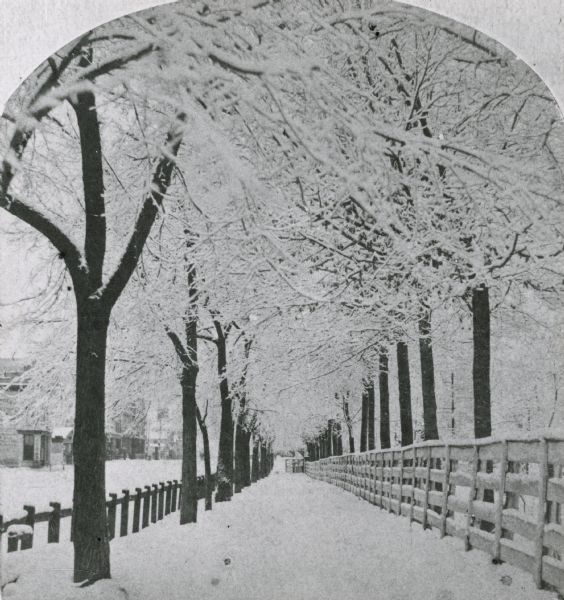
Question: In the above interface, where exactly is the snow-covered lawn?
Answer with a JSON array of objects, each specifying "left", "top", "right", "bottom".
[
  {"left": 0, "top": 460, "right": 184, "bottom": 519},
  {"left": 1, "top": 458, "right": 558, "bottom": 600}
]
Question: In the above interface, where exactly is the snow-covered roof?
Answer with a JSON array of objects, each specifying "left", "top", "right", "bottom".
[{"left": 52, "top": 427, "right": 73, "bottom": 439}]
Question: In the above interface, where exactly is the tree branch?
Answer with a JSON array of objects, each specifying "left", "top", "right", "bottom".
[
  {"left": 0, "top": 193, "right": 84, "bottom": 288},
  {"left": 71, "top": 54, "right": 106, "bottom": 288},
  {"left": 102, "top": 114, "right": 186, "bottom": 307},
  {"left": 165, "top": 328, "right": 190, "bottom": 367}
]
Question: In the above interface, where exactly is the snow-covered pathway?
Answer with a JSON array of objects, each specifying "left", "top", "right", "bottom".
[{"left": 2, "top": 464, "right": 558, "bottom": 600}]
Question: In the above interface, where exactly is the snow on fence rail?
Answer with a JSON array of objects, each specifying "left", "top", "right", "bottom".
[
  {"left": 0, "top": 473, "right": 215, "bottom": 554},
  {"left": 305, "top": 437, "right": 564, "bottom": 596}
]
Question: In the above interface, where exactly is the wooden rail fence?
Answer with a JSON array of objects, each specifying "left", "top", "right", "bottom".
[
  {"left": 0, "top": 473, "right": 215, "bottom": 553},
  {"left": 305, "top": 437, "right": 564, "bottom": 595}
]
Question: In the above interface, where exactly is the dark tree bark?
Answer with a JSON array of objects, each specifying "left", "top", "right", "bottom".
[
  {"left": 472, "top": 286, "right": 492, "bottom": 439},
  {"left": 72, "top": 302, "right": 111, "bottom": 582},
  {"left": 327, "top": 420, "right": 334, "bottom": 456},
  {"left": 419, "top": 310, "right": 439, "bottom": 441},
  {"left": 0, "top": 48, "right": 184, "bottom": 584},
  {"left": 72, "top": 91, "right": 184, "bottom": 583},
  {"left": 196, "top": 408, "right": 212, "bottom": 511},
  {"left": 251, "top": 435, "right": 259, "bottom": 482},
  {"left": 472, "top": 286, "right": 494, "bottom": 530},
  {"left": 360, "top": 387, "right": 368, "bottom": 452},
  {"left": 214, "top": 321, "right": 234, "bottom": 502},
  {"left": 396, "top": 342, "right": 414, "bottom": 447},
  {"left": 334, "top": 422, "right": 343, "bottom": 455},
  {"left": 260, "top": 442, "right": 267, "bottom": 478},
  {"left": 342, "top": 399, "right": 355, "bottom": 453},
  {"left": 180, "top": 357, "right": 198, "bottom": 523},
  {"left": 379, "top": 352, "right": 391, "bottom": 449},
  {"left": 234, "top": 339, "right": 252, "bottom": 493},
  {"left": 166, "top": 261, "right": 199, "bottom": 525},
  {"left": 234, "top": 414, "right": 245, "bottom": 494},
  {"left": 166, "top": 324, "right": 199, "bottom": 524},
  {"left": 367, "top": 379, "right": 375, "bottom": 450},
  {"left": 242, "top": 429, "right": 252, "bottom": 487}
]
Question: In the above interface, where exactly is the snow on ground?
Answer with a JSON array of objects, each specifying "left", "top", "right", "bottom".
[
  {"left": 1, "top": 458, "right": 559, "bottom": 600},
  {"left": 0, "top": 460, "right": 184, "bottom": 519}
]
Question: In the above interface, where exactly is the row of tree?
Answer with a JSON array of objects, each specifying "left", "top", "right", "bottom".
[{"left": 1, "top": 0, "right": 563, "bottom": 586}]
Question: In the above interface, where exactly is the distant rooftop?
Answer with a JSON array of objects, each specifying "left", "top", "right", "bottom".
[{"left": 0, "top": 358, "right": 33, "bottom": 375}]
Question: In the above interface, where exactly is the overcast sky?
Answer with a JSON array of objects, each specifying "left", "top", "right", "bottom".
[
  {"left": 1, "top": 0, "right": 563, "bottom": 110},
  {"left": 0, "top": 0, "right": 563, "bottom": 357}
]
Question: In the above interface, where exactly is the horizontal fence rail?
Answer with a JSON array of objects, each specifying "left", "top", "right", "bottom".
[
  {"left": 0, "top": 473, "right": 216, "bottom": 553},
  {"left": 306, "top": 437, "right": 564, "bottom": 595}
]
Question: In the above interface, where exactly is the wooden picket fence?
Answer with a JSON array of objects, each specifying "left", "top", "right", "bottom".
[
  {"left": 306, "top": 437, "right": 564, "bottom": 595},
  {"left": 0, "top": 474, "right": 215, "bottom": 553}
]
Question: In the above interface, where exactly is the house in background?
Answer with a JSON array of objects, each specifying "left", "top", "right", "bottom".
[
  {"left": 1, "top": 357, "right": 150, "bottom": 466},
  {"left": 0, "top": 358, "right": 34, "bottom": 467},
  {"left": 148, "top": 428, "right": 181, "bottom": 460},
  {"left": 51, "top": 426, "right": 73, "bottom": 466},
  {"left": 106, "top": 412, "right": 147, "bottom": 460},
  {"left": 16, "top": 427, "right": 51, "bottom": 467}
]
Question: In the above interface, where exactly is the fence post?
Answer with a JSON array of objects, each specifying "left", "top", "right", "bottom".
[
  {"left": 534, "top": 438, "right": 549, "bottom": 588},
  {"left": 158, "top": 482, "right": 165, "bottom": 520},
  {"left": 143, "top": 485, "right": 151, "bottom": 528},
  {"left": 7, "top": 528, "right": 18, "bottom": 552},
  {"left": 398, "top": 449, "right": 404, "bottom": 517},
  {"left": 440, "top": 445, "right": 451, "bottom": 538},
  {"left": 465, "top": 445, "right": 479, "bottom": 552},
  {"left": 370, "top": 453, "right": 376, "bottom": 503},
  {"left": 422, "top": 447, "right": 432, "bottom": 530},
  {"left": 151, "top": 484, "right": 158, "bottom": 523},
  {"left": 20, "top": 505, "right": 35, "bottom": 550},
  {"left": 120, "top": 490, "right": 129, "bottom": 537},
  {"left": 387, "top": 451, "right": 394, "bottom": 513},
  {"left": 48, "top": 502, "right": 61, "bottom": 544},
  {"left": 410, "top": 447, "right": 417, "bottom": 523},
  {"left": 493, "top": 441, "right": 508, "bottom": 561},
  {"left": 379, "top": 452, "right": 385, "bottom": 509},
  {"left": 165, "top": 481, "right": 172, "bottom": 515},
  {"left": 171, "top": 480, "right": 178, "bottom": 512},
  {"left": 133, "top": 488, "right": 142, "bottom": 533},
  {"left": 108, "top": 494, "right": 117, "bottom": 540}
]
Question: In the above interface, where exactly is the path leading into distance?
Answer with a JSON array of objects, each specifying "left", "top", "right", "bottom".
[{"left": 3, "top": 459, "right": 556, "bottom": 600}]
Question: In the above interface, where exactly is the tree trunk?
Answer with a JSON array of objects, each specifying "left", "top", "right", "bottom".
[
  {"left": 196, "top": 411, "right": 212, "bottom": 511},
  {"left": 214, "top": 322, "right": 233, "bottom": 502},
  {"left": 72, "top": 301, "right": 111, "bottom": 583},
  {"left": 180, "top": 359, "right": 198, "bottom": 524},
  {"left": 234, "top": 413, "right": 245, "bottom": 494},
  {"left": 379, "top": 352, "right": 391, "bottom": 449},
  {"left": 251, "top": 436, "right": 259, "bottom": 483},
  {"left": 367, "top": 379, "right": 375, "bottom": 450},
  {"left": 472, "top": 286, "right": 494, "bottom": 530},
  {"left": 472, "top": 286, "right": 492, "bottom": 439},
  {"left": 419, "top": 310, "right": 439, "bottom": 441},
  {"left": 360, "top": 387, "right": 368, "bottom": 452},
  {"left": 242, "top": 430, "right": 252, "bottom": 487},
  {"left": 396, "top": 342, "right": 414, "bottom": 447},
  {"left": 343, "top": 401, "right": 355, "bottom": 453},
  {"left": 327, "top": 420, "right": 334, "bottom": 456},
  {"left": 334, "top": 422, "right": 343, "bottom": 455}
]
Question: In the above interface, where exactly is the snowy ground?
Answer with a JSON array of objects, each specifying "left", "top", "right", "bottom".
[
  {"left": 1, "top": 457, "right": 559, "bottom": 600},
  {"left": 0, "top": 460, "right": 184, "bottom": 520}
]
